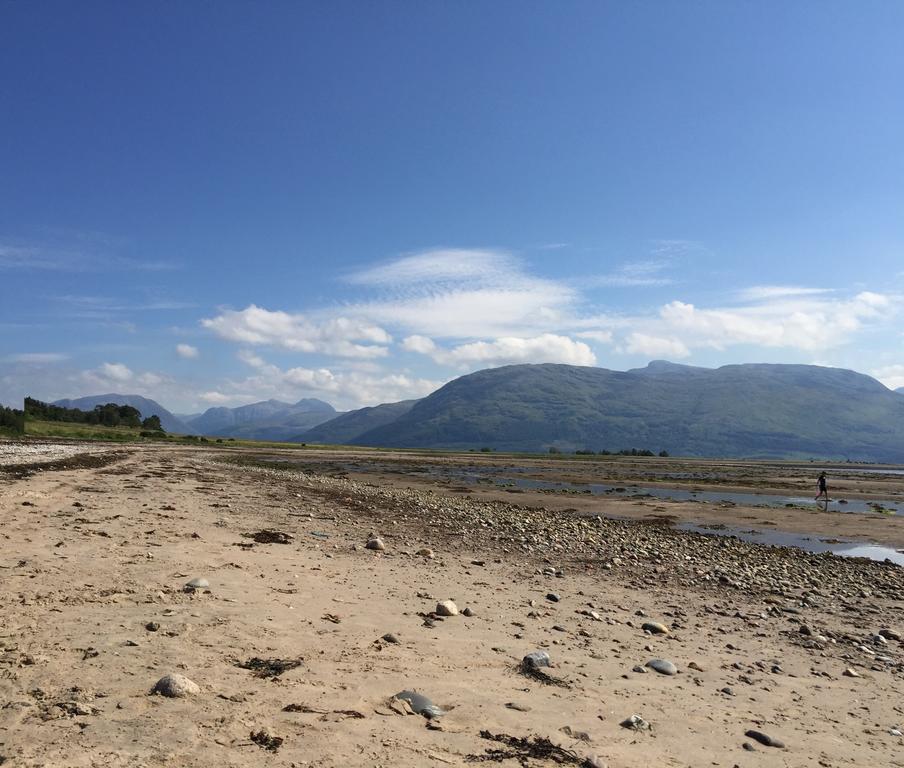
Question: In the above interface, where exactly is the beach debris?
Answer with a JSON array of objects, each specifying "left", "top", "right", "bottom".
[
  {"left": 518, "top": 652, "right": 571, "bottom": 687},
  {"left": 237, "top": 656, "right": 303, "bottom": 679},
  {"left": 151, "top": 674, "right": 200, "bottom": 698},
  {"left": 366, "top": 536, "right": 385, "bottom": 551},
  {"left": 184, "top": 577, "right": 209, "bottom": 591},
  {"left": 436, "top": 599, "right": 459, "bottom": 616},
  {"left": 250, "top": 728, "right": 283, "bottom": 752},
  {"left": 641, "top": 621, "right": 669, "bottom": 635},
  {"left": 620, "top": 714, "right": 651, "bottom": 731},
  {"left": 244, "top": 529, "right": 293, "bottom": 544},
  {"left": 645, "top": 659, "right": 678, "bottom": 675},
  {"left": 745, "top": 729, "right": 785, "bottom": 748},
  {"left": 393, "top": 690, "right": 445, "bottom": 719},
  {"left": 466, "top": 731, "right": 590, "bottom": 765}
]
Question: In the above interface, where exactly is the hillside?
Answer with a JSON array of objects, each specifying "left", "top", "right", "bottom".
[
  {"left": 53, "top": 394, "right": 188, "bottom": 433},
  {"left": 301, "top": 399, "right": 420, "bottom": 444},
  {"left": 346, "top": 362, "right": 904, "bottom": 461},
  {"left": 187, "top": 398, "right": 337, "bottom": 439}
]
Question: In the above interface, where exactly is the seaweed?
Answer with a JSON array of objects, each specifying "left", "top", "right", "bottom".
[
  {"left": 466, "top": 731, "right": 593, "bottom": 765},
  {"left": 237, "top": 656, "right": 303, "bottom": 678}
]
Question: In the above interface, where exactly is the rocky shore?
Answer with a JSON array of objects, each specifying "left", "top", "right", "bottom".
[{"left": 0, "top": 444, "right": 901, "bottom": 767}]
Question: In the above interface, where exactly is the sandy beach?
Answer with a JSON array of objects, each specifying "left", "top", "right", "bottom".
[{"left": 1, "top": 441, "right": 902, "bottom": 767}]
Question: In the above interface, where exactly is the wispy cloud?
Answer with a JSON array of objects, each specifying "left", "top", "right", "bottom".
[
  {"left": 176, "top": 344, "right": 199, "bottom": 359},
  {"left": 4, "top": 352, "right": 69, "bottom": 364},
  {"left": 0, "top": 240, "right": 180, "bottom": 272},
  {"left": 735, "top": 285, "right": 834, "bottom": 302},
  {"left": 344, "top": 248, "right": 577, "bottom": 339},
  {"left": 586, "top": 259, "right": 674, "bottom": 288}
]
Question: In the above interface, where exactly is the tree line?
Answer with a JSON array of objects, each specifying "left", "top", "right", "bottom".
[
  {"left": 24, "top": 397, "right": 164, "bottom": 431},
  {"left": 0, "top": 406, "right": 25, "bottom": 435}
]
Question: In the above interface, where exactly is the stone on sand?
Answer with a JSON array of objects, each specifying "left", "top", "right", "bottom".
[
  {"left": 435, "top": 599, "right": 458, "bottom": 616},
  {"left": 151, "top": 673, "right": 200, "bottom": 698}
]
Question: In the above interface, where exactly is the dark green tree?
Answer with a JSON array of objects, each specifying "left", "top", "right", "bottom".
[{"left": 141, "top": 415, "right": 163, "bottom": 432}]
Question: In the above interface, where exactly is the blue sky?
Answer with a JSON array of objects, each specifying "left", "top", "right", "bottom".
[{"left": 2, "top": 2, "right": 903, "bottom": 412}]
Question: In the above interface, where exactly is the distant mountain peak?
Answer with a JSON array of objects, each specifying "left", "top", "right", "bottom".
[{"left": 627, "top": 360, "right": 709, "bottom": 375}]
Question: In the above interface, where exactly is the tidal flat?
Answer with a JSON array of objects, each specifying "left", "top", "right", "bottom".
[{"left": 1, "top": 441, "right": 902, "bottom": 767}]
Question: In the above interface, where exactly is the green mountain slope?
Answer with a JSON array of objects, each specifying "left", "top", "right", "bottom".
[
  {"left": 349, "top": 362, "right": 904, "bottom": 461},
  {"left": 300, "top": 399, "right": 419, "bottom": 444}
]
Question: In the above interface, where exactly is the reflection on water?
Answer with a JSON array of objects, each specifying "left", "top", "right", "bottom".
[
  {"left": 490, "top": 475, "right": 902, "bottom": 516},
  {"left": 676, "top": 522, "right": 904, "bottom": 566}
]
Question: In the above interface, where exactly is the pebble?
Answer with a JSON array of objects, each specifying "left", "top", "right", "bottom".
[
  {"left": 366, "top": 537, "right": 385, "bottom": 551},
  {"left": 381, "top": 633, "right": 400, "bottom": 644},
  {"left": 184, "top": 577, "right": 209, "bottom": 590},
  {"left": 393, "top": 690, "right": 445, "bottom": 719},
  {"left": 546, "top": 593, "right": 561, "bottom": 602},
  {"left": 745, "top": 729, "right": 785, "bottom": 748},
  {"left": 462, "top": 607, "right": 474, "bottom": 617},
  {"left": 151, "top": 673, "right": 200, "bottom": 698},
  {"left": 641, "top": 621, "right": 669, "bottom": 635},
  {"left": 879, "top": 628, "right": 901, "bottom": 641},
  {"left": 145, "top": 622, "right": 160, "bottom": 632},
  {"left": 522, "top": 650, "right": 551, "bottom": 669},
  {"left": 435, "top": 600, "right": 458, "bottom": 616},
  {"left": 843, "top": 667, "right": 860, "bottom": 677},
  {"left": 416, "top": 547, "right": 434, "bottom": 558},
  {"left": 646, "top": 659, "right": 678, "bottom": 675},
  {"left": 620, "top": 714, "right": 651, "bottom": 731}
]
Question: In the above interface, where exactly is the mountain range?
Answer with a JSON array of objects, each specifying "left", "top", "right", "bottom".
[
  {"left": 308, "top": 361, "right": 904, "bottom": 461},
  {"left": 53, "top": 362, "right": 904, "bottom": 461},
  {"left": 185, "top": 398, "right": 336, "bottom": 440}
]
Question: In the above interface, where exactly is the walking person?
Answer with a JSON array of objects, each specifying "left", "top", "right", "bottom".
[{"left": 815, "top": 471, "right": 828, "bottom": 509}]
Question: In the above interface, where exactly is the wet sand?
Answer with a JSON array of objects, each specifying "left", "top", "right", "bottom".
[{"left": 1, "top": 441, "right": 902, "bottom": 767}]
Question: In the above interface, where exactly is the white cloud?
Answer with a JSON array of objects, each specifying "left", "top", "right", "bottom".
[
  {"left": 203, "top": 358, "right": 441, "bottom": 410},
  {"left": 401, "top": 335, "right": 436, "bottom": 354},
  {"left": 202, "top": 305, "right": 391, "bottom": 358},
  {"left": 100, "top": 362, "right": 133, "bottom": 382},
  {"left": 237, "top": 349, "right": 266, "bottom": 368},
  {"left": 575, "top": 330, "right": 614, "bottom": 344},
  {"left": 199, "top": 391, "right": 247, "bottom": 405},
  {"left": 872, "top": 365, "right": 904, "bottom": 391},
  {"left": 623, "top": 332, "right": 690, "bottom": 358},
  {"left": 429, "top": 334, "right": 597, "bottom": 368},
  {"left": 656, "top": 291, "right": 897, "bottom": 352},
  {"left": 176, "top": 343, "right": 199, "bottom": 359}
]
